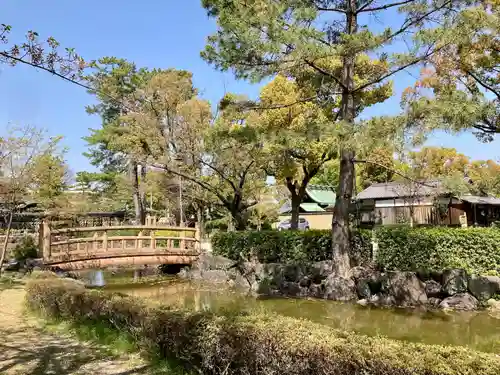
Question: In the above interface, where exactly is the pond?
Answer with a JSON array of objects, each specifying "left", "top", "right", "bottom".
[{"left": 83, "top": 270, "right": 500, "bottom": 353}]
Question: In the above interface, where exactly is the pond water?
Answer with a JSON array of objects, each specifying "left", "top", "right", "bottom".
[{"left": 83, "top": 270, "right": 500, "bottom": 353}]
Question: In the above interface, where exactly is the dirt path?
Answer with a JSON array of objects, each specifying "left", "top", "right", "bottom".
[{"left": 0, "top": 285, "right": 154, "bottom": 375}]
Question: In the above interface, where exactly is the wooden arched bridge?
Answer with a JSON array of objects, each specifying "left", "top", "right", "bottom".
[{"left": 41, "top": 221, "right": 201, "bottom": 270}]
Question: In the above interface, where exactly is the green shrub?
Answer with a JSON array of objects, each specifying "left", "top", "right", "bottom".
[
  {"left": 374, "top": 227, "right": 500, "bottom": 275},
  {"left": 12, "top": 236, "right": 39, "bottom": 261},
  {"left": 25, "top": 278, "right": 500, "bottom": 375},
  {"left": 212, "top": 229, "right": 372, "bottom": 265}
]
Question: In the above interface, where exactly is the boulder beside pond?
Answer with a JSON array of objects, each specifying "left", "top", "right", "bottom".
[
  {"left": 380, "top": 271, "right": 428, "bottom": 307},
  {"left": 442, "top": 269, "right": 468, "bottom": 296},
  {"left": 424, "top": 280, "right": 443, "bottom": 298},
  {"left": 439, "top": 293, "right": 479, "bottom": 311},
  {"left": 468, "top": 275, "right": 500, "bottom": 301},
  {"left": 323, "top": 275, "right": 357, "bottom": 301}
]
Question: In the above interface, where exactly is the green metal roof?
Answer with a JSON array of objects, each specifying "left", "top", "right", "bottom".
[
  {"left": 300, "top": 203, "right": 325, "bottom": 212},
  {"left": 306, "top": 185, "right": 336, "bottom": 205}
]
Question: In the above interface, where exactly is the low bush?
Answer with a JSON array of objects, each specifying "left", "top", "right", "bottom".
[
  {"left": 212, "top": 229, "right": 372, "bottom": 265},
  {"left": 26, "top": 278, "right": 500, "bottom": 375},
  {"left": 374, "top": 227, "right": 500, "bottom": 275},
  {"left": 12, "top": 236, "right": 39, "bottom": 261}
]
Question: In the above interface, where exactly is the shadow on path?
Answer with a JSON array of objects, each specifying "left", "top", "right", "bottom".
[{"left": 0, "top": 287, "right": 156, "bottom": 375}]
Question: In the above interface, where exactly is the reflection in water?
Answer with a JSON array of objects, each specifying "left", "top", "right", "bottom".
[
  {"left": 87, "top": 270, "right": 106, "bottom": 287},
  {"left": 103, "top": 275, "right": 500, "bottom": 353}
]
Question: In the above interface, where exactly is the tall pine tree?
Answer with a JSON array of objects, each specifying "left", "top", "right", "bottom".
[{"left": 201, "top": 0, "right": 464, "bottom": 276}]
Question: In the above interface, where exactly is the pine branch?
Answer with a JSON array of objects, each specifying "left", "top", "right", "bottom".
[
  {"left": 352, "top": 43, "right": 441, "bottom": 93},
  {"left": 381, "top": 0, "right": 453, "bottom": 45},
  {"left": 358, "top": 0, "right": 417, "bottom": 13},
  {"left": 150, "top": 163, "right": 229, "bottom": 206},
  {"left": 304, "top": 59, "right": 347, "bottom": 89},
  {"left": 354, "top": 159, "right": 437, "bottom": 188}
]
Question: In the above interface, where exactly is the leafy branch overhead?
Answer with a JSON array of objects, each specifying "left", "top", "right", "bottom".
[{"left": 0, "top": 24, "right": 86, "bottom": 84}]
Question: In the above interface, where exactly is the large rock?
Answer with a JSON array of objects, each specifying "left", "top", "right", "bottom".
[
  {"left": 350, "top": 266, "right": 382, "bottom": 298},
  {"left": 486, "top": 299, "right": 500, "bottom": 318},
  {"left": 356, "top": 279, "right": 372, "bottom": 299},
  {"left": 282, "top": 264, "right": 304, "bottom": 282},
  {"left": 323, "top": 275, "right": 357, "bottom": 301},
  {"left": 369, "top": 293, "right": 397, "bottom": 307},
  {"left": 308, "top": 283, "right": 324, "bottom": 299},
  {"left": 279, "top": 281, "right": 302, "bottom": 297},
  {"left": 381, "top": 271, "right": 428, "bottom": 307},
  {"left": 442, "top": 269, "right": 468, "bottom": 296},
  {"left": 310, "top": 261, "right": 333, "bottom": 283},
  {"left": 439, "top": 293, "right": 479, "bottom": 311},
  {"left": 199, "top": 270, "right": 230, "bottom": 283},
  {"left": 193, "top": 253, "right": 236, "bottom": 271},
  {"left": 424, "top": 280, "right": 443, "bottom": 298},
  {"left": 428, "top": 297, "right": 442, "bottom": 308},
  {"left": 468, "top": 275, "right": 500, "bottom": 301}
]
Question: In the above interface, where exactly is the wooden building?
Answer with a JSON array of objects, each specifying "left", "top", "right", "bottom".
[
  {"left": 355, "top": 181, "right": 500, "bottom": 227},
  {"left": 278, "top": 185, "right": 336, "bottom": 230}
]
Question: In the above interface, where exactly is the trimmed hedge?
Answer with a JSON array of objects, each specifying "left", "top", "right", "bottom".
[
  {"left": 26, "top": 278, "right": 500, "bottom": 375},
  {"left": 212, "top": 229, "right": 372, "bottom": 265},
  {"left": 374, "top": 227, "right": 500, "bottom": 275}
]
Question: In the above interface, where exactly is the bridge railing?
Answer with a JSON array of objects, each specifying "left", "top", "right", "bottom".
[{"left": 42, "top": 222, "right": 200, "bottom": 263}]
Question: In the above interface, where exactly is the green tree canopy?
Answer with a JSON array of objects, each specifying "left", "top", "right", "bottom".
[{"left": 201, "top": 0, "right": 459, "bottom": 274}]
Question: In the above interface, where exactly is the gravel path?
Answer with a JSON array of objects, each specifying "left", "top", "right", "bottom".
[{"left": 0, "top": 285, "right": 155, "bottom": 375}]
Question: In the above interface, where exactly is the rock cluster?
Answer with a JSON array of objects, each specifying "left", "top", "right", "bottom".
[{"left": 181, "top": 254, "right": 500, "bottom": 311}]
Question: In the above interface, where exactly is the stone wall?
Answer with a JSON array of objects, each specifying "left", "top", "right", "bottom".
[{"left": 182, "top": 254, "right": 500, "bottom": 311}]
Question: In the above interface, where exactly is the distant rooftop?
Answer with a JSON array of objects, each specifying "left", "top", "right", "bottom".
[{"left": 356, "top": 181, "right": 441, "bottom": 200}]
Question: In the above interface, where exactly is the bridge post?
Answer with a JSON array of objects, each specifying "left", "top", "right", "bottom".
[
  {"left": 42, "top": 219, "right": 51, "bottom": 260},
  {"left": 151, "top": 230, "right": 156, "bottom": 249},
  {"left": 137, "top": 231, "right": 143, "bottom": 249},
  {"left": 102, "top": 230, "right": 108, "bottom": 251},
  {"left": 195, "top": 223, "right": 201, "bottom": 252}
]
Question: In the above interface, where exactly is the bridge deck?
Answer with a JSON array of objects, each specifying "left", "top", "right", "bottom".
[{"left": 42, "top": 223, "right": 201, "bottom": 270}]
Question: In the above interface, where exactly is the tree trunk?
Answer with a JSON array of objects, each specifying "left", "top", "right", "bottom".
[
  {"left": 129, "top": 160, "right": 145, "bottom": 225},
  {"left": 0, "top": 212, "right": 14, "bottom": 276},
  {"left": 331, "top": 0, "right": 357, "bottom": 277},
  {"left": 290, "top": 194, "right": 302, "bottom": 230},
  {"left": 196, "top": 205, "right": 205, "bottom": 239},
  {"left": 332, "top": 151, "right": 355, "bottom": 276},
  {"left": 139, "top": 164, "right": 147, "bottom": 218},
  {"left": 231, "top": 209, "right": 247, "bottom": 231}
]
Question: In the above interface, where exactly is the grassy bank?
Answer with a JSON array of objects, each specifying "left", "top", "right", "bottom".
[
  {"left": 34, "top": 316, "right": 189, "bottom": 374},
  {"left": 26, "top": 277, "right": 500, "bottom": 375}
]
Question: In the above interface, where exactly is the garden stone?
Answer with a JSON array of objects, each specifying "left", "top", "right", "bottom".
[
  {"left": 357, "top": 299, "right": 369, "bottom": 306},
  {"left": 251, "top": 278, "right": 272, "bottom": 295},
  {"left": 323, "top": 275, "right": 357, "bottom": 301},
  {"left": 468, "top": 275, "right": 500, "bottom": 301},
  {"left": 439, "top": 293, "right": 478, "bottom": 311},
  {"left": 308, "top": 283, "right": 324, "bottom": 299},
  {"left": 310, "top": 261, "right": 333, "bottom": 283},
  {"left": 279, "top": 281, "right": 301, "bottom": 297},
  {"left": 428, "top": 297, "right": 442, "bottom": 308},
  {"left": 424, "top": 280, "right": 442, "bottom": 298},
  {"left": 283, "top": 264, "right": 304, "bottom": 282},
  {"left": 369, "top": 293, "right": 396, "bottom": 307},
  {"left": 356, "top": 279, "right": 372, "bottom": 299},
  {"left": 486, "top": 298, "right": 500, "bottom": 309},
  {"left": 200, "top": 270, "right": 230, "bottom": 283},
  {"left": 381, "top": 271, "right": 428, "bottom": 307},
  {"left": 486, "top": 299, "right": 500, "bottom": 317},
  {"left": 194, "top": 253, "right": 235, "bottom": 271},
  {"left": 442, "top": 269, "right": 468, "bottom": 296},
  {"left": 299, "top": 276, "right": 311, "bottom": 288},
  {"left": 349, "top": 266, "right": 369, "bottom": 280}
]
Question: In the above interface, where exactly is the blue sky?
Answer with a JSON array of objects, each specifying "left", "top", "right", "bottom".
[{"left": 1, "top": 0, "right": 499, "bottom": 175}]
